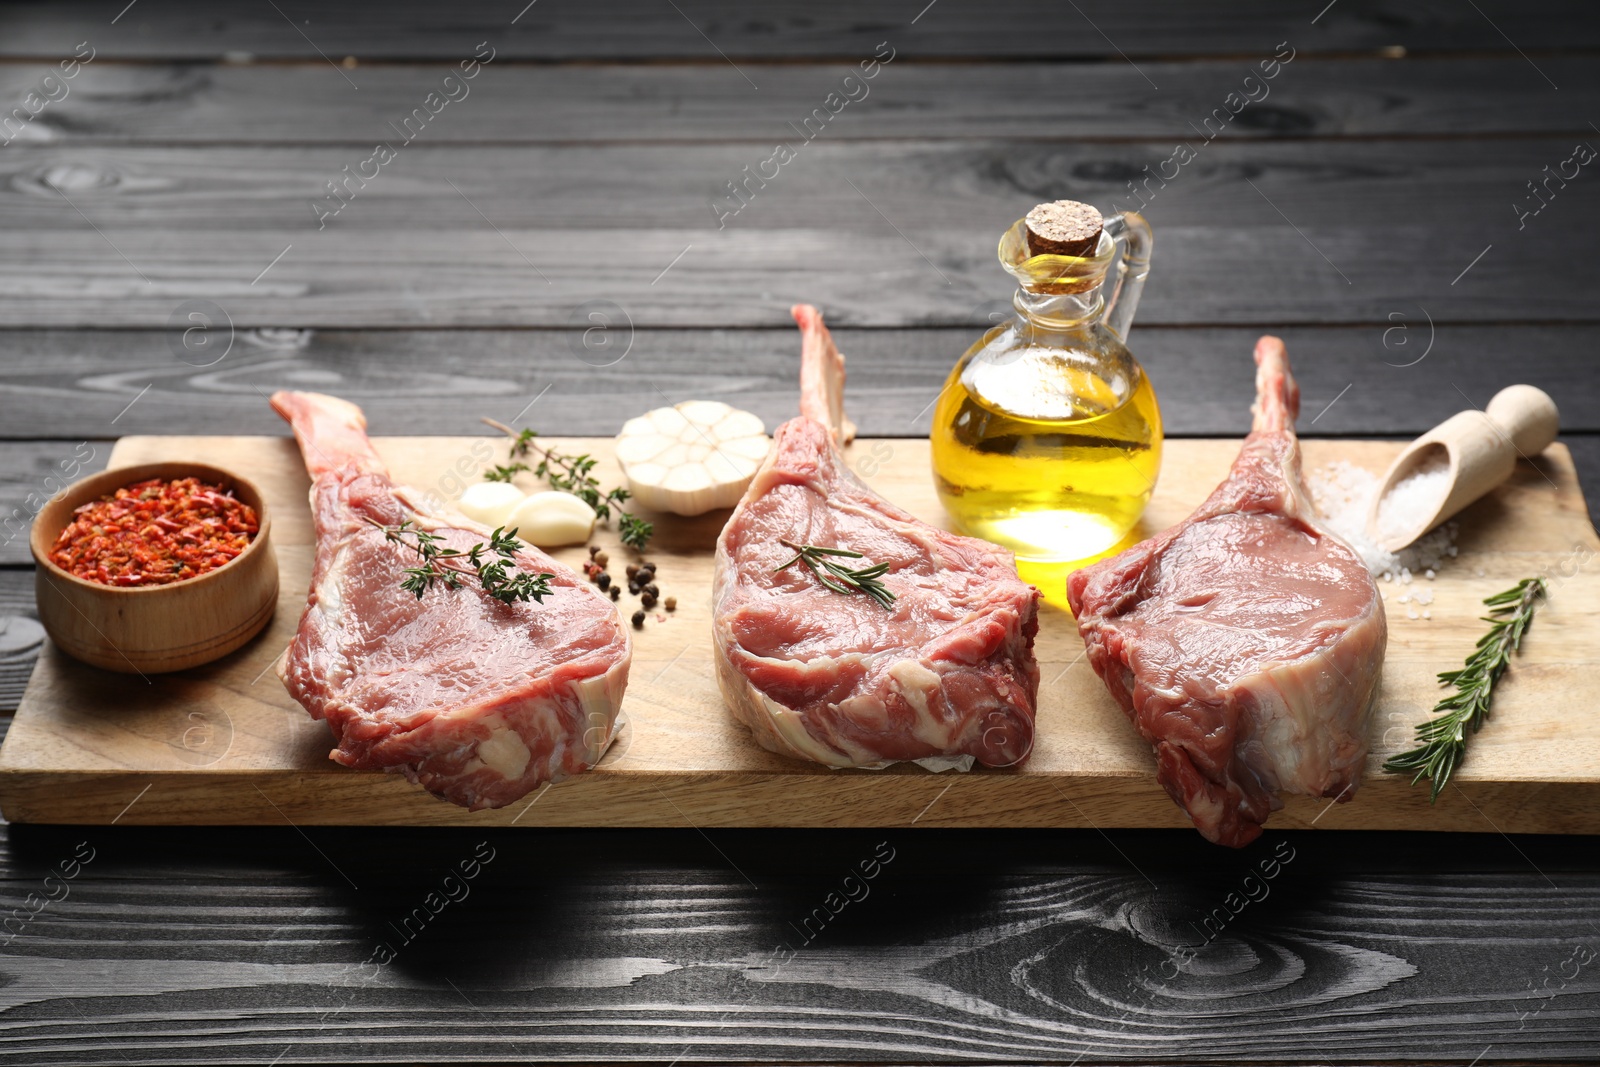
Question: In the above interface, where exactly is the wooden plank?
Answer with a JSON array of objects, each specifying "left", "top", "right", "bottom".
[
  {"left": 0, "top": 825, "right": 1596, "bottom": 1064},
  {"left": 4, "top": 56, "right": 1596, "bottom": 145},
  {"left": 2, "top": 434, "right": 1596, "bottom": 833},
  {"left": 1, "top": 326, "right": 1597, "bottom": 443},
  {"left": 1, "top": 137, "right": 1595, "bottom": 328},
  {"left": 2, "top": 0, "right": 1595, "bottom": 60},
  {"left": 0, "top": 825, "right": 1600, "bottom": 1067},
  {"left": 0, "top": 441, "right": 110, "bottom": 567},
  {"left": 5, "top": 139, "right": 1585, "bottom": 234},
  {"left": 0, "top": 570, "right": 42, "bottom": 716}
]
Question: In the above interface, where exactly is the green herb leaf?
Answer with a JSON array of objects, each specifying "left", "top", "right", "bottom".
[
  {"left": 774, "top": 538, "right": 897, "bottom": 611},
  {"left": 510, "top": 428, "right": 538, "bottom": 459},
  {"left": 619, "top": 511, "right": 654, "bottom": 551},
  {"left": 1383, "top": 576, "right": 1547, "bottom": 802},
  {"left": 484, "top": 463, "right": 530, "bottom": 483},
  {"left": 371, "top": 519, "right": 553, "bottom": 606},
  {"left": 480, "top": 417, "right": 654, "bottom": 551}
]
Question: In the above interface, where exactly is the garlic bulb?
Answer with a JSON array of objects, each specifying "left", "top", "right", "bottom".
[
  {"left": 457, "top": 481, "right": 526, "bottom": 529},
  {"left": 507, "top": 491, "right": 595, "bottom": 548},
  {"left": 615, "top": 401, "right": 769, "bottom": 516}
]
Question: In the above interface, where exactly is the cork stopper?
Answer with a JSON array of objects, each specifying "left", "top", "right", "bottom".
[{"left": 1024, "top": 200, "right": 1104, "bottom": 258}]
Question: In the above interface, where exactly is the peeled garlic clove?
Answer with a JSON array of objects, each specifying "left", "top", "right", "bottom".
[
  {"left": 507, "top": 491, "right": 596, "bottom": 548},
  {"left": 615, "top": 401, "right": 768, "bottom": 516},
  {"left": 457, "top": 481, "right": 527, "bottom": 529}
]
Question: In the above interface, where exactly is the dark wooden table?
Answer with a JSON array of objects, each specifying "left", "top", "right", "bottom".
[{"left": 1, "top": 2, "right": 1597, "bottom": 1063}]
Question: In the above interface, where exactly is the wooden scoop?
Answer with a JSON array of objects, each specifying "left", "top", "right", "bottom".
[{"left": 1366, "top": 384, "right": 1559, "bottom": 552}]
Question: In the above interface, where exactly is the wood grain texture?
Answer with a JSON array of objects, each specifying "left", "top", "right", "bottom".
[
  {"left": 1, "top": 325, "right": 1597, "bottom": 441},
  {"left": 0, "top": 570, "right": 41, "bottom": 715},
  {"left": 3, "top": 434, "right": 1596, "bottom": 833},
  {"left": 0, "top": 824, "right": 1595, "bottom": 1064},
  {"left": 0, "top": 441, "right": 110, "bottom": 567},
  {"left": 3, "top": 56, "right": 1596, "bottom": 145},
  {"left": 1, "top": 0, "right": 1595, "bottom": 59},
  {"left": 2, "top": 3, "right": 1597, "bottom": 1061},
  {"left": 2, "top": 138, "right": 1592, "bottom": 327}
]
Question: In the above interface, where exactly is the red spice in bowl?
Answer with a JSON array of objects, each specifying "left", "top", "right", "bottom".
[{"left": 48, "top": 476, "right": 260, "bottom": 587}]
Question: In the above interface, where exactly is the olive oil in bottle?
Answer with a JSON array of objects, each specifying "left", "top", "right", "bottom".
[
  {"left": 931, "top": 201, "right": 1162, "bottom": 567},
  {"left": 932, "top": 340, "right": 1161, "bottom": 561}
]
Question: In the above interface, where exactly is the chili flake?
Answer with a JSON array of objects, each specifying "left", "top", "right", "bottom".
[{"left": 49, "top": 476, "right": 259, "bottom": 587}]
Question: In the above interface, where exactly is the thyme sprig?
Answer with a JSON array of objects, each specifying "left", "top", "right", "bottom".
[
  {"left": 481, "top": 417, "right": 653, "bottom": 550},
  {"left": 483, "top": 463, "right": 530, "bottom": 483},
  {"left": 1383, "top": 576, "right": 1547, "bottom": 802},
  {"left": 774, "top": 539, "right": 897, "bottom": 611},
  {"left": 370, "top": 519, "right": 554, "bottom": 605}
]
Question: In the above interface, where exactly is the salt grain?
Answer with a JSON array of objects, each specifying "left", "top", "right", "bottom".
[
  {"left": 1407, "top": 608, "right": 1420, "bottom": 620},
  {"left": 1375, "top": 450, "right": 1451, "bottom": 547},
  {"left": 1422, "top": 610, "right": 1431, "bottom": 619},
  {"left": 1308, "top": 460, "right": 1461, "bottom": 581}
]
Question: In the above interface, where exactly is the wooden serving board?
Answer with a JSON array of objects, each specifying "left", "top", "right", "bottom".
[{"left": 1, "top": 435, "right": 1596, "bottom": 834}]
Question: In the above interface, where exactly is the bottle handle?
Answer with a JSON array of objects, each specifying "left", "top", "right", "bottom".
[{"left": 1101, "top": 211, "right": 1153, "bottom": 341}]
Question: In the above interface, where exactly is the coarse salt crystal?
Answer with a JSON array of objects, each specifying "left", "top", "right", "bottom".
[
  {"left": 1422, "top": 610, "right": 1431, "bottom": 619},
  {"left": 1307, "top": 460, "right": 1460, "bottom": 580},
  {"left": 1407, "top": 608, "right": 1420, "bottom": 619},
  {"left": 1374, "top": 449, "right": 1451, "bottom": 547}
]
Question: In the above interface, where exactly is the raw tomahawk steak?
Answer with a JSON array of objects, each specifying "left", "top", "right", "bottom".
[
  {"left": 272, "top": 391, "right": 631, "bottom": 810},
  {"left": 1067, "top": 337, "right": 1386, "bottom": 846},
  {"left": 713, "top": 305, "right": 1041, "bottom": 769}
]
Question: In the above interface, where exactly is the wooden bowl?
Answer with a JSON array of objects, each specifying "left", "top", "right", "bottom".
[{"left": 30, "top": 462, "right": 278, "bottom": 674}]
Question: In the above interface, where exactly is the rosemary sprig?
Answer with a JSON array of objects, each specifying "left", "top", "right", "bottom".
[
  {"left": 371, "top": 519, "right": 554, "bottom": 606},
  {"left": 774, "top": 539, "right": 897, "bottom": 611},
  {"left": 481, "top": 417, "right": 653, "bottom": 550},
  {"left": 1383, "top": 576, "right": 1547, "bottom": 802}
]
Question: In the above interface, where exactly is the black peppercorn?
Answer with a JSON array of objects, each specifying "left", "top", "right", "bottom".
[
  {"left": 641, "top": 592, "right": 657, "bottom": 608},
  {"left": 609, "top": 586, "right": 621, "bottom": 601},
  {"left": 631, "top": 610, "right": 645, "bottom": 629},
  {"left": 597, "top": 572, "right": 611, "bottom": 591},
  {"left": 644, "top": 583, "right": 659, "bottom": 598}
]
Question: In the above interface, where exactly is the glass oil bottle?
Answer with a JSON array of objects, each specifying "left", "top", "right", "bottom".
[{"left": 931, "top": 202, "right": 1162, "bottom": 592}]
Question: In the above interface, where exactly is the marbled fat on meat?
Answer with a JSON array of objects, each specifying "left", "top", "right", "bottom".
[
  {"left": 1068, "top": 337, "right": 1386, "bottom": 846},
  {"left": 272, "top": 391, "right": 631, "bottom": 809},
  {"left": 713, "top": 306, "right": 1041, "bottom": 769}
]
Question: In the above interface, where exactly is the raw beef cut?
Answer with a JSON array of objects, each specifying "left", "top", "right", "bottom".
[
  {"left": 1067, "top": 337, "right": 1386, "bottom": 846},
  {"left": 272, "top": 391, "right": 631, "bottom": 810},
  {"left": 713, "top": 305, "right": 1041, "bottom": 769}
]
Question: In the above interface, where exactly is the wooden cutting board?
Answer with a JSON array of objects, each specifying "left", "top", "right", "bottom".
[{"left": 1, "top": 435, "right": 1596, "bottom": 834}]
